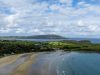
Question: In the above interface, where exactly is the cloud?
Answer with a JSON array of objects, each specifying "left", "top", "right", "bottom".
[
  {"left": 5, "top": 14, "right": 18, "bottom": 28},
  {"left": 16, "top": 28, "right": 25, "bottom": 33},
  {"left": 0, "top": 0, "right": 100, "bottom": 37},
  {"left": 0, "top": 28, "right": 11, "bottom": 33},
  {"left": 77, "top": 20, "right": 85, "bottom": 27}
]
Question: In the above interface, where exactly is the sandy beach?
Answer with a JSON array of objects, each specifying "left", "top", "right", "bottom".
[{"left": 0, "top": 53, "right": 38, "bottom": 75}]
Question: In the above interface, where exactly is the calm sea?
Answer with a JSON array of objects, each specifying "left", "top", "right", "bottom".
[{"left": 16, "top": 38, "right": 100, "bottom": 44}]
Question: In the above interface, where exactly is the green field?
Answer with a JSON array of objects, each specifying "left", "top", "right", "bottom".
[{"left": 0, "top": 40, "right": 100, "bottom": 57}]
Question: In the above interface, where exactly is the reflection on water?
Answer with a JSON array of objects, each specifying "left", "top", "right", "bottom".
[{"left": 28, "top": 52, "right": 100, "bottom": 75}]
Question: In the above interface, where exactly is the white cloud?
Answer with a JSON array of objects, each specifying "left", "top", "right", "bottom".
[
  {"left": 5, "top": 14, "right": 18, "bottom": 28},
  {"left": 27, "top": 28, "right": 45, "bottom": 35},
  {"left": 0, "top": 0, "right": 100, "bottom": 37},
  {"left": 77, "top": 1, "right": 91, "bottom": 7},
  {"left": 0, "top": 28, "right": 11, "bottom": 33},
  {"left": 50, "top": 4, "right": 61, "bottom": 11},
  {"left": 77, "top": 20, "right": 85, "bottom": 27},
  {"left": 16, "top": 28, "right": 25, "bottom": 33}
]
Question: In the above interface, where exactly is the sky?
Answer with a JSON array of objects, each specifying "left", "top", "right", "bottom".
[{"left": 0, "top": 0, "right": 100, "bottom": 38}]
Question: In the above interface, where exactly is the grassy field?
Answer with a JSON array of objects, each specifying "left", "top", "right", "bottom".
[{"left": 0, "top": 40, "right": 100, "bottom": 56}]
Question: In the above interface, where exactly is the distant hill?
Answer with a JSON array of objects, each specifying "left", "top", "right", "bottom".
[
  {"left": 0, "top": 35, "right": 67, "bottom": 39},
  {"left": 24, "top": 35, "right": 66, "bottom": 39}
]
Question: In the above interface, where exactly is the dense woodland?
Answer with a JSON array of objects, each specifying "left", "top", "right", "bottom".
[{"left": 0, "top": 40, "right": 100, "bottom": 57}]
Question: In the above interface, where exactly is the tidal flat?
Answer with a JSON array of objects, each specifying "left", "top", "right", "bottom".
[{"left": 0, "top": 52, "right": 100, "bottom": 75}]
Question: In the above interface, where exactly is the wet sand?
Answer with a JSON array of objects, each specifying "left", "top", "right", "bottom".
[
  {"left": 0, "top": 53, "right": 38, "bottom": 75},
  {"left": 0, "top": 52, "right": 100, "bottom": 75},
  {"left": 0, "top": 52, "right": 65, "bottom": 75}
]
